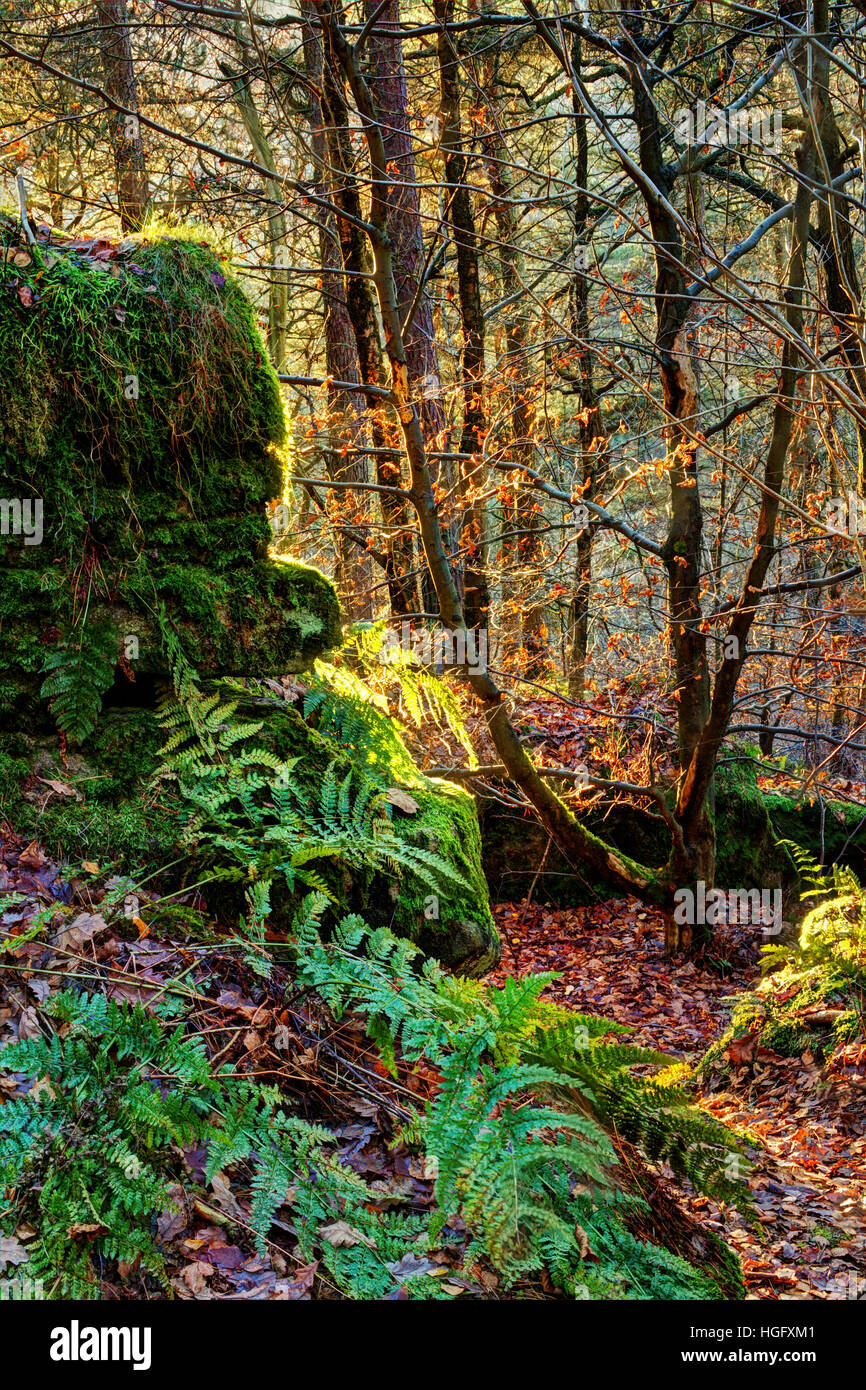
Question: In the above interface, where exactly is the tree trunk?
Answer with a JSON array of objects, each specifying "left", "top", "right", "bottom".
[
  {"left": 300, "top": 11, "right": 373, "bottom": 619},
  {"left": 319, "top": 24, "right": 416, "bottom": 614},
  {"left": 363, "top": 0, "right": 455, "bottom": 614},
  {"left": 95, "top": 0, "right": 149, "bottom": 232},
  {"left": 434, "top": 0, "right": 490, "bottom": 631}
]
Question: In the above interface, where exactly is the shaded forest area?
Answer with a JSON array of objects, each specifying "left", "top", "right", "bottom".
[{"left": 0, "top": 0, "right": 865, "bottom": 1331}]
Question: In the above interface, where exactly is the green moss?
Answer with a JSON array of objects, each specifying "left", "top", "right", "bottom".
[
  {"left": 0, "top": 217, "right": 339, "bottom": 733},
  {"left": 713, "top": 760, "right": 795, "bottom": 891},
  {"left": 0, "top": 714, "right": 179, "bottom": 870}
]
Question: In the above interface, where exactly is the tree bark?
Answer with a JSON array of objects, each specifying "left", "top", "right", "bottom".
[
  {"left": 95, "top": 0, "right": 149, "bottom": 232},
  {"left": 434, "top": 0, "right": 490, "bottom": 631}
]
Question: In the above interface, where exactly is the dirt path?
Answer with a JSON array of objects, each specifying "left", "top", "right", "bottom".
[{"left": 489, "top": 900, "right": 866, "bottom": 1300}]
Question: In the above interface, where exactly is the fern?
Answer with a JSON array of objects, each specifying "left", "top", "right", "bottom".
[
  {"left": 154, "top": 675, "right": 468, "bottom": 966},
  {"left": 40, "top": 620, "right": 117, "bottom": 742},
  {"left": 290, "top": 897, "right": 750, "bottom": 1291}
]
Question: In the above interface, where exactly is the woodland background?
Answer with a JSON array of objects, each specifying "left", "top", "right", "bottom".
[{"left": 0, "top": 0, "right": 865, "bottom": 1305}]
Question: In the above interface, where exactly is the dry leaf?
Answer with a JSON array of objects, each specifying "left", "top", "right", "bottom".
[
  {"left": 274, "top": 1262, "right": 317, "bottom": 1300},
  {"left": 319, "top": 1220, "right": 376, "bottom": 1249},
  {"left": 36, "top": 777, "right": 80, "bottom": 799},
  {"left": 182, "top": 1261, "right": 214, "bottom": 1294},
  {"left": 67, "top": 1222, "right": 107, "bottom": 1238},
  {"left": 17, "top": 1007, "right": 42, "bottom": 1042},
  {"left": 210, "top": 1172, "right": 244, "bottom": 1220},
  {"left": 55, "top": 912, "right": 109, "bottom": 953},
  {"left": 383, "top": 788, "right": 420, "bottom": 814},
  {"left": 0, "top": 1236, "right": 29, "bottom": 1270}
]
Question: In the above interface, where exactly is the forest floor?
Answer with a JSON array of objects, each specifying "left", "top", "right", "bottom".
[
  {"left": 2, "top": 825, "right": 864, "bottom": 1300},
  {"left": 489, "top": 900, "right": 866, "bottom": 1300}
]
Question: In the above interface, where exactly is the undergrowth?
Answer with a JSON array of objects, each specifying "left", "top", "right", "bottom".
[
  {"left": 703, "top": 845, "right": 866, "bottom": 1065},
  {"left": 1, "top": 891, "right": 750, "bottom": 1300}
]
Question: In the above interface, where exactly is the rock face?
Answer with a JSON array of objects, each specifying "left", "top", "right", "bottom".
[
  {"left": 0, "top": 218, "right": 340, "bottom": 731},
  {"left": 0, "top": 219, "right": 499, "bottom": 975}
]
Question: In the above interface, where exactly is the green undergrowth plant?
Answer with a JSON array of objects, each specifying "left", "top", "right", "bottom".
[
  {"left": 702, "top": 845, "right": 866, "bottom": 1067},
  {"left": 315, "top": 620, "right": 477, "bottom": 767},
  {"left": 0, "top": 894, "right": 750, "bottom": 1301},
  {"left": 0, "top": 990, "right": 439, "bottom": 1299},
  {"left": 290, "top": 894, "right": 750, "bottom": 1295},
  {"left": 154, "top": 638, "right": 469, "bottom": 971}
]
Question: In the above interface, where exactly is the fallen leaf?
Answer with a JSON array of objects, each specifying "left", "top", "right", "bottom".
[
  {"left": 0, "top": 1237, "right": 29, "bottom": 1270},
  {"left": 382, "top": 789, "right": 420, "bottom": 814},
  {"left": 36, "top": 777, "right": 79, "bottom": 799},
  {"left": 181, "top": 1261, "right": 214, "bottom": 1294},
  {"left": 274, "top": 1262, "right": 317, "bottom": 1300},
  {"left": 55, "top": 912, "right": 109, "bottom": 953},
  {"left": 210, "top": 1173, "right": 244, "bottom": 1220},
  {"left": 319, "top": 1220, "right": 376, "bottom": 1249},
  {"left": 17, "top": 1007, "right": 42, "bottom": 1042}
]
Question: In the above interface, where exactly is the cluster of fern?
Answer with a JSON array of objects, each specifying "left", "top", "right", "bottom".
[
  {"left": 5, "top": 623, "right": 751, "bottom": 1300},
  {"left": 153, "top": 631, "right": 464, "bottom": 970},
  {"left": 0, "top": 989, "right": 444, "bottom": 1300},
  {"left": 1, "top": 893, "right": 751, "bottom": 1301},
  {"left": 289, "top": 894, "right": 750, "bottom": 1296},
  {"left": 705, "top": 844, "right": 865, "bottom": 1065}
]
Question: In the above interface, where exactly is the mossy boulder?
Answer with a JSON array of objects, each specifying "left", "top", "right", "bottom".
[
  {"left": 479, "top": 757, "right": 863, "bottom": 908},
  {"left": 0, "top": 218, "right": 498, "bottom": 974},
  {"left": 0, "top": 217, "right": 340, "bottom": 731}
]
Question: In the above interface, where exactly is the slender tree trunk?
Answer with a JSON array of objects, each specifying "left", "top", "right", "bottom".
[
  {"left": 566, "top": 34, "right": 605, "bottom": 701},
  {"left": 300, "top": 11, "right": 373, "bottom": 619},
  {"left": 672, "top": 5, "right": 825, "bottom": 945},
  {"left": 220, "top": 49, "right": 288, "bottom": 371},
  {"left": 319, "top": 23, "right": 416, "bottom": 614},
  {"left": 484, "top": 140, "right": 551, "bottom": 678},
  {"left": 95, "top": 0, "right": 149, "bottom": 232},
  {"left": 434, "top": 0, "right": 490, "bottom": 631},
  {"left": 364, "top": 0, "right": 455, "bottom": 614}
]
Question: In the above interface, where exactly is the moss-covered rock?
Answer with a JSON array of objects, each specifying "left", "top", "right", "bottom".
[
  {"left": 0, "top": 217, "right": 339, "bottom": 733},
  {"left": 0, "top": 698, "right": 500, "bottom": 976},
  {"left": 479, "top": 757, "right": 863, "bottom": 907},
  {"left": 0, "top": 219, "right": 497, "bottom": 974}
]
